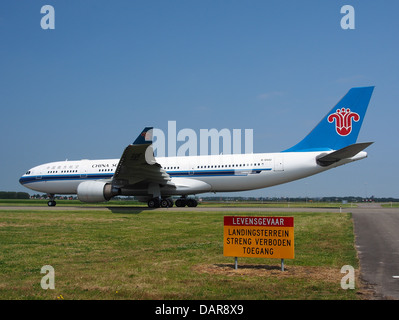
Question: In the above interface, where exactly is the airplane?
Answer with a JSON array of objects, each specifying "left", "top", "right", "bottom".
[{"left": 19, "top": 86, "right": 374, "bottom": 208}]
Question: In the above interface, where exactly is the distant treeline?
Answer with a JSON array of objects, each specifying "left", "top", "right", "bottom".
[{"left": 0, "top": 191, "right": 30, "bottom": 199}]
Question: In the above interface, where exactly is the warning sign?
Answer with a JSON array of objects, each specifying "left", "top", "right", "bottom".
[{"left": 223, "top": 216, "right": 294, "bottom": 259}]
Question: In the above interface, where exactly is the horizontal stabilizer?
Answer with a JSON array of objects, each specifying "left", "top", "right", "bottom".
[{"left": 316, "top": 142, "right": 373, "bottom": 167}]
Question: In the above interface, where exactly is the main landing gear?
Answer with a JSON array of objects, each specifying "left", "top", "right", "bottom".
[
  {"left": 175, "top": 198, "right": 198, "bottom": 207},
  {"left": 147, "top": 197, "right": 198, "bottom": 208},
  {"left": 147, "top": 198, "right": 173, "bottom": 208}
]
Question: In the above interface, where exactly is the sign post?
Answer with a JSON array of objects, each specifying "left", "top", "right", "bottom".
[{"left": 223, "top": 216, "right": 294, "bottom": 269}]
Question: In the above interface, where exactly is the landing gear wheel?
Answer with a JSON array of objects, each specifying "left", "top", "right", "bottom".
[
  {"left": 160, "top": 199, "right": 169, "bottom": 208},
  {"left": 175, "top": 198, "right": 197, "bottom": 207},
  {"left": 175, "top": 198, "right": 186, "bottom": 207},
  {"left": 47, "top": 200, "right": 56, "bottom": 207},
  {"left": 147, "top": 198, "right": 160, "bottom": 208},
  {"left": 47, "top": 194, "right": 56, "bottom": 207},
  {"left": 187, "top": 199, "right": 198, "bottom": 207}
]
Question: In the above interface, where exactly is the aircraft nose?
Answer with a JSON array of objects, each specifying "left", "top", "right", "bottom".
[
  {"left": 19, "top": 175, "right": 25, "bottom": 186},
  {"left": 19, "top": 169, "right": 32, "bottom": 186}
]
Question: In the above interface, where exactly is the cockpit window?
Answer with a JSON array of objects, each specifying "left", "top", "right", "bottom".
[{"left": 25, "top": 171, "right": 31, "bottom": 175}]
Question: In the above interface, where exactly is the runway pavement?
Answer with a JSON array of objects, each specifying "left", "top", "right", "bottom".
[
  {"left": 1, "top": 202, "right": 398, "bottom": 299},
  {"left": 352, "top": 203, "right": 399, "bottom": 299}
]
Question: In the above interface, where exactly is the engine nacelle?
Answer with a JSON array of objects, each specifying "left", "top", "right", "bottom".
[{"left": 77, "top": 181, "right": 119, "bottom": 203}]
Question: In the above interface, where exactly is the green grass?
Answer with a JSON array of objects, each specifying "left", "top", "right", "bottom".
[
  {"left": 0, "top": 208, "right": 363, "bottom": 300},
  {"left": 382, "top": 203, "right": 399, "bottom": 208}
]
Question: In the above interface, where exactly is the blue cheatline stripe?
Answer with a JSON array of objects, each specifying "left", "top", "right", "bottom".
[
  {"left": 19, "top": 173, "right": 114, "bottom": 185},
  {"left": 19, "top": 168, "right": 272, "bottom": 185},
  {"left": 167, "top": 168, "right": 271, "bottom": 177}
]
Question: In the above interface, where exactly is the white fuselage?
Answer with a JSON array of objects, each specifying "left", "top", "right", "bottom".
[{"left": 19, "top": 151, "right": 367, "bottom": 196}]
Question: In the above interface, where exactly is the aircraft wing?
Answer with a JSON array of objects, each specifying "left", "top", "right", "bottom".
[{"left": 111, "top": 127, "right": 171, "bottom": 188}]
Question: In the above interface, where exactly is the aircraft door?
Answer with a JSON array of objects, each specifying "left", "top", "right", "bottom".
[{"left": 79, "top": 162, "right": 88, "bottom": 178}]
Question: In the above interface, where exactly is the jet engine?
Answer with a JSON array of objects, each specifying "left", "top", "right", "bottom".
[{"left": 77, "top": 181, "right": 120, "bottom": 203}]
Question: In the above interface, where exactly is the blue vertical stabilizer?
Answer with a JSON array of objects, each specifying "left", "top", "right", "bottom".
[{"left": 283, "top": 86, "right": 374, "bottom": 152}]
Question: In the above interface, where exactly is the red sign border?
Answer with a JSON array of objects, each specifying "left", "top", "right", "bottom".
[{"left": 224, "top": 216, "right": 294, "bottom": 227}]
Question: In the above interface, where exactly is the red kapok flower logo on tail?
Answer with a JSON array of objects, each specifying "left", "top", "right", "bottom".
[{"left": 328, "top": 108, "right": 360, "bottom": 136}]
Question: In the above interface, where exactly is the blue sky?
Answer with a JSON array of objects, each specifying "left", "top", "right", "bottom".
[{"left": 1, "top": 1, "right": 398, "bottom": 198}]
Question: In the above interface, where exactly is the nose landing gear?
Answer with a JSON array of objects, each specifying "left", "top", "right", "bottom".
[{"left": 47, "top": 194, "right": 57, "bottom": 207}]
